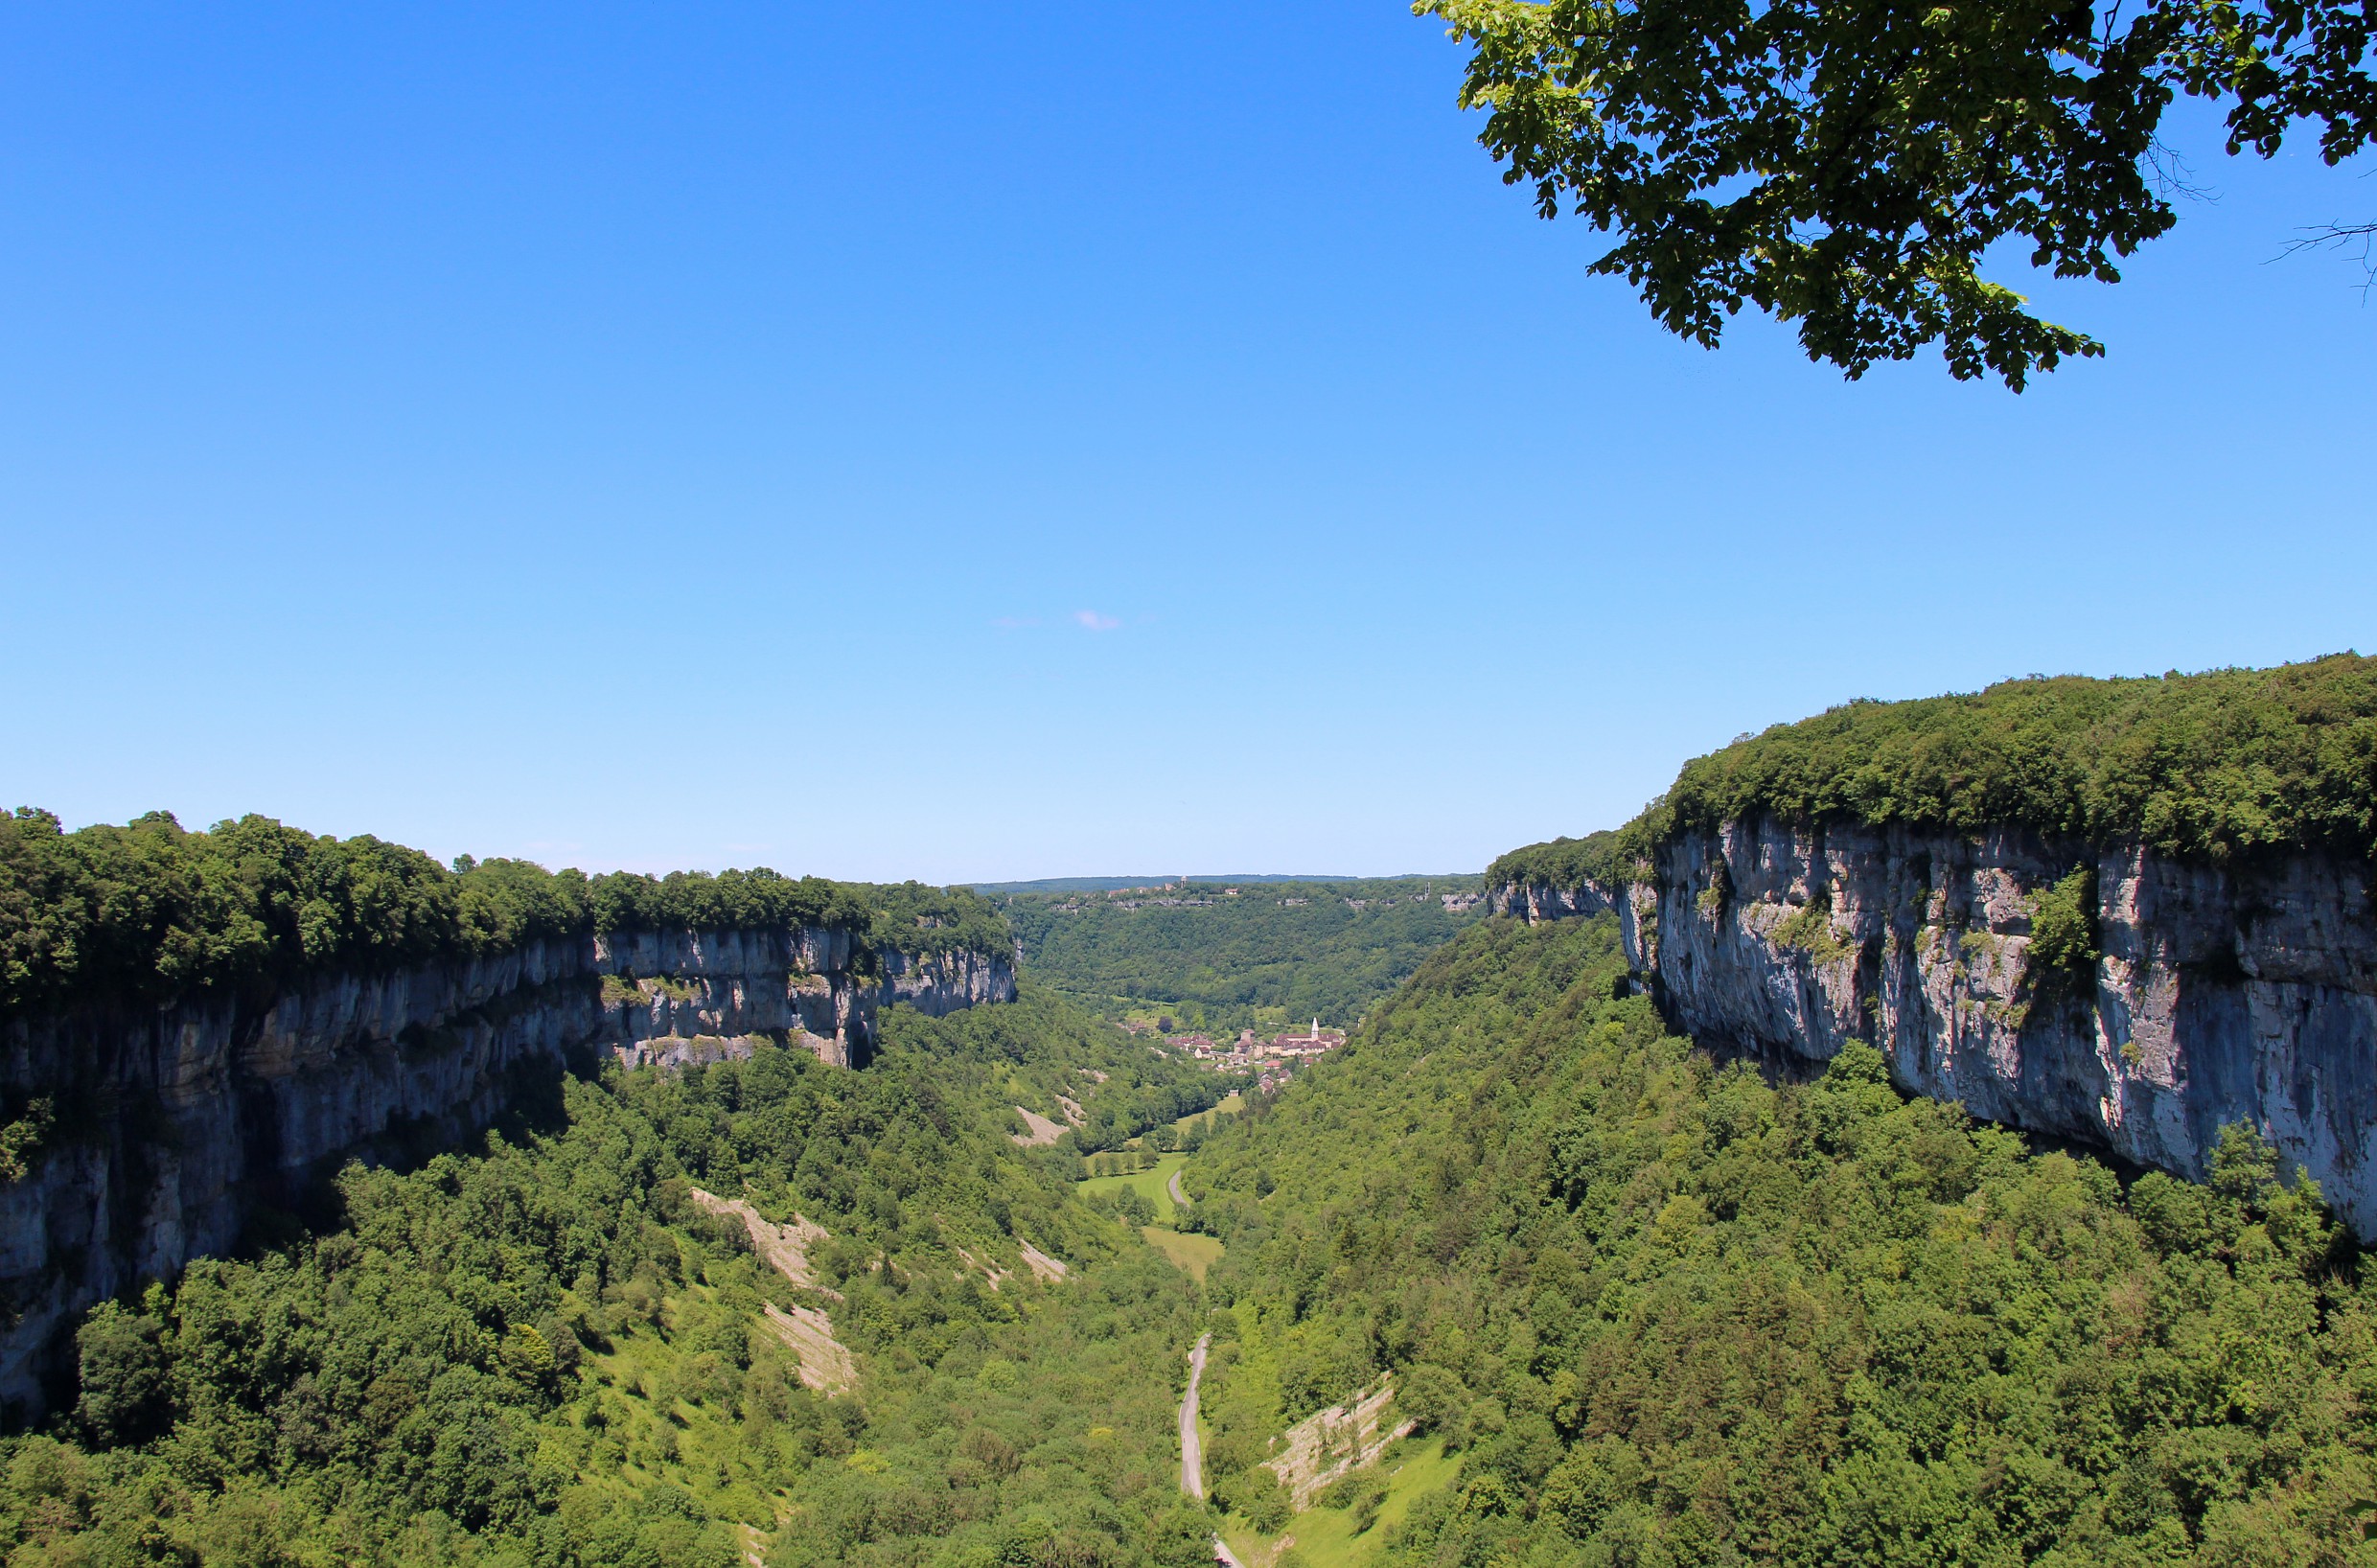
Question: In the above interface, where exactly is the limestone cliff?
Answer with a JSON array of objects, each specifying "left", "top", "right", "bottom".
[
  {"left": 1492, "top": 820, "right": 2377, "bottom": 1234},
  {"left": 882, "top": 942, "right": 1022, "bottom": 1018},
  {"left": 0, "top": 925, "right": 1014, "bottom": 1417}
]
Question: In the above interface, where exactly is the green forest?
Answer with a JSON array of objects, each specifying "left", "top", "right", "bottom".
[
  {"left": 1491, "top": 652, "right": 2377, "bottom": 891},
  {"left": 999, "top": 879, "right": 1482, "bottom": 1033},
  {"left": 1179, "top": 915, "right": 2375, "bottom": 1566},
  {"left": 0, "top": 982, "right": 1222, "bottom": 1567},
  {"left": 11, "top": 898, "right": 2373, "bottom": 1565}
]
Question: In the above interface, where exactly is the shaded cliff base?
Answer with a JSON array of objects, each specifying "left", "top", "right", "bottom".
[{"left": 1672, "top": 1011, "right": 2187, "bottom": 1183}]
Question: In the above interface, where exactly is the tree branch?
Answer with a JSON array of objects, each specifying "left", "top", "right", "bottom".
[{"left": 2274, "top": 220, "right": 2377, "bottom": 296}]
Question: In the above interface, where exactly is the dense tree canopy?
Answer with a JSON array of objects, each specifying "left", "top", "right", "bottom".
[
  {"left": 0, "top": 809, "right": 1005, "bottom": 1020},
  {"left": 1184, "top": 914, "right": 2375, "bottom": 1565},
  {"left": 1422, "top": 0, "right": 2377, "bottom": 386},
  {"left": 1491, "top": 653, "right": 2377, "bottom": 889},
  {"left": 15, "top": 745, "right": 2377, "bottom": 1565},
  {"left": 0, "top": 991, "right": 1224, "bottom": 1566}
]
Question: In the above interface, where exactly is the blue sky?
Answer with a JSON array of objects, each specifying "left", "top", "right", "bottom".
[{"left": 5, "top": 4, "right": 2371, "bottom": 883}]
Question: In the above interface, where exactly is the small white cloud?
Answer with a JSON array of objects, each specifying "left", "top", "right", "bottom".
[{"left": 1073, "top": 610, "right": 1120, "bottom": 632}]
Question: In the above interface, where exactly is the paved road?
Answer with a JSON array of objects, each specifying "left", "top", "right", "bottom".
[
  {"left": 1168, "top": 1168, "right": 1188, "bottom": 1210},
  {"left": 1180, "top": 1332, "right": 1212, "bottom": 1498},
  {"left": 1183, "top": 1332, "right": 1243, "bottom": 1565}
]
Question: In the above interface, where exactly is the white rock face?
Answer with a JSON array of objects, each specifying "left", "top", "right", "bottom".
[
  {"left": 0, "top": 926, "right": 1014, "bottom": 1418},
  {"left": 1493, "top": 819, "right": 2377, "bottom": 1235},
  {"left": 881, "top": 944, "right": 1021, "bottom": 1018}
]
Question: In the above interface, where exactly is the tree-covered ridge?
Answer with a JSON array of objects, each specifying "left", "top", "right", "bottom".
[
  {"left": 1180, "top": 915, "right": 2375, "bottom": 1566},
  {"left": 1491, "top": 653, "right": 2377, "bottom": 889},
  {"left": 1001, "top": 877, "right": 1483, "bottom": 1031},
  {"left": 0, "top": 809, "right": 1007, "bottom": 1019},
  {"left": 2, "top": 988, "right": 1223, "bottom": 1566},
  {"left": 864, "top": 881, "right": 1014, "bottom": 965},
  {"left": 1480, "top": 831, "right": 1631, "bottom": 899}
]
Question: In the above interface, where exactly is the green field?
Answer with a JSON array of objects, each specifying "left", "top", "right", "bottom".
[
  {"left": 1177, "top": 1092, "right": 1241, "bottom": 1133},
  {"left": 1219, "top": 1440, "right": 1457, "bottom": 1568},
  {"left": 1079, "top": 1152, "right": 1230, "bottom": 1280},
  {"left": 1140, "top": 1225, "right": 1224, "bottom": 1281},
  {"left": 1078, "top": 1151, "right": 1187, "bottom": 1221}
]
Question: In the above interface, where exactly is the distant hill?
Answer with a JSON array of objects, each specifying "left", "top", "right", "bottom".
[
  {"left": 969, "top": 876, "right": 1186, "bottom": 893},
  {"left": 969, "top": 872, "right": 1467, "bottom": 893},
  {"left": 995, "top": 874, "right": 1485, "bottom": 1029}
]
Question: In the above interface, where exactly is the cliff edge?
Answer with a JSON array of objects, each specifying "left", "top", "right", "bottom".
[{"left": 1490, "top": 657, "right": 2377, "bottom": 1234}]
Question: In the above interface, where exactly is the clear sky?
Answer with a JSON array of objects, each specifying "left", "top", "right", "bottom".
[{"left": 5, "top": 4, "right": 2371, "bottom": 883}]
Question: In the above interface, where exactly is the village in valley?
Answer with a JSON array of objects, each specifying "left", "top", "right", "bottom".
[
  {"left": 1124, "top": 1014, "right": 1348, "bottom": 1094},
  {"left": 1016, "top": 873, "right": 1489, "bottom": 1094}
]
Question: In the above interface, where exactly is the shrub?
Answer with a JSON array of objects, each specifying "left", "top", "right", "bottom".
[
  {"left": 2027, "top": 865, "right": 2099, "bottom": 975},
  {"left": 73, "top": 1301, "right": 171, "bottom": 1447}
]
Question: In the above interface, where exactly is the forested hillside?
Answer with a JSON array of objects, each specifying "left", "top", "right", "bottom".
[
  {"left": 1001, "top": 879, "right": 1481, "bottom": 1031},
  {"left": 1179, "top": 915, "right": 2376, "bottom": 1566},
  {"left": 0, "top": 985, "right": 1222, "bottom": 1566}
]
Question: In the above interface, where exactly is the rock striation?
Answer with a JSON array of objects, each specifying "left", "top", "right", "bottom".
[
  {"left": 1261, "top": 1372, "right": 1415, "bottom": 1510},
  {"left": 0, "top": 925, "right": 1013, "bottom": 1418},
  {"left": 1492, "top": 819, "right": 2377, "bottom": 1234}
]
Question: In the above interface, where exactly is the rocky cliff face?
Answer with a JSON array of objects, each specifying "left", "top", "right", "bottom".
[
  {"left": 1492, "top": 819, "right": 2377, "bottom": 1235},
  {"left": 0, "top": 926, "right": 1014, "bottom": 1418},
  {"left": 882, "top": 943, "right": 1021, "bottom": 1019}
]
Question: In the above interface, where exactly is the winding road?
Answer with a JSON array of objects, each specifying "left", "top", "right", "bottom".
[
  {"left": 1182, "top": 1332, "right": 1246, "bottom": 1566},
  {"left": 1180, "top": 1332, "right": 1211, "bottom": 1497},
  {"left": 1169, "top": 1168, "right": 1189, "bottom": 1210}
]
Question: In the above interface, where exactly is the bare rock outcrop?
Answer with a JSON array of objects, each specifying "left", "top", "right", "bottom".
[
  {"left": 883, "top": 944, "right": 1018, "bottom": 1016},
  {"left": 1010, "top": 1107, "right": 1066, "bottom": 1147},
  {"left": 760, "top": 1303, "right": 857, "bottom": 1395},
  {"left": 1016, "top": 1239, "right": 1070, "bottom": 1282},
  {"left": 1262, "top": 1373, "right": 1413, "bottom": 1510},
  {"left": 689, "top": 1187, "right": 858, "bottom": 1394},
  {"left": 688, "top": 1188, "right": 835, "bottom": 1297}
]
